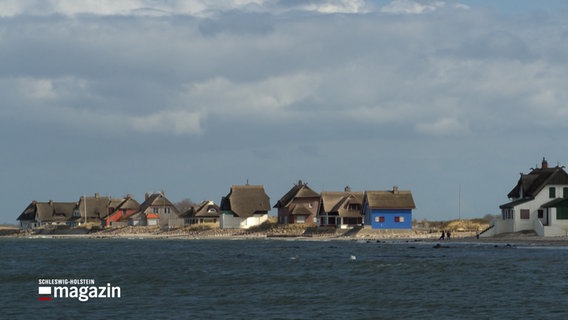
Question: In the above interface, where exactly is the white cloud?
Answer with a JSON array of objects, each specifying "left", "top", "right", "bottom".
[
  {"left": 299, "top": 0, "right": 368, "bottom": 14},
  {"left": 129, "top": 110, "right": 203, "bottom": 135},
  {"left": 18, "top": 78, "right": 57, "bottom": 100},
  {"left": 381, "top": 0, "right": 469, "bottom": 14},
  {"left": 181, "top": 74, "right": 320, "bottom": 118},
  {"left": 416, "top": 117, "right": 469, "bottom": 135}
]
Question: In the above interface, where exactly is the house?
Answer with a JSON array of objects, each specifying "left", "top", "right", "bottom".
[
  {"left": 72, "top": 193, "right": 112, "bottom": 226},
  {"left": 219, "top": 185, "right": 271, "bottom": 229},
  {"left": 105, "top": 195, "right": 140, "bottom": 227},
  {"left": 180, "top": 200, "right": 221, "bottom": 225},
  {"left": 128, "top": 192, "right": 179, "bottom": 227},
  {"left": 318, "top": 187, "right": 364, "bottom": 229},
  {"left": 363, "top": 186, "right": 416, "bottom": 229},
  {"left": 274, "top": 180, "right": 320, "bottom": 224},
  {"left": 17, "top": 200, "right": 76, "bottom": 229},
  {"left": 495, "top": 158, "right": 568, "bottom": 237}
]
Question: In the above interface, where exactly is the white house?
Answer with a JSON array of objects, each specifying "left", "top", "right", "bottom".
[
  {"left": 491, "top": 158, "right": 568, "bottom": 237},
  {"left": 219, "top": 185, "right": 270, "bottom": 229}
]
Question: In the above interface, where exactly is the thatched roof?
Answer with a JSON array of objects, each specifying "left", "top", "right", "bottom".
[
  {"left": 17, "top": 201, "right": 76, "bottom": 223},
  {"left": 220, "top": 185, "right": 270, "bottom": 218},
  {"left": 274, "top": 180, "right": 320, "bottom": 208},
  {"left": 136, "top": 193, "right": 179, "bottom": 215},
  {"left": 181, "top": 201, "right": 220, "bottom": 218},
  {"left": 77, "top": 194, "right": 111, "bottom": 220},
  {"left": 320, "top": 191, "right": 364, "bottom": 218},
  {"left": 364, "top": 189, "right": 416, "bottom": 209},
  {"left": 507, "top": 159, "right": 568, "bottom": 199}
]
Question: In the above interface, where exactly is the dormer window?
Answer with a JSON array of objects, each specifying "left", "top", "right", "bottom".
[{"left": 348, "top": 204, "right": 360, "bottom": 211}]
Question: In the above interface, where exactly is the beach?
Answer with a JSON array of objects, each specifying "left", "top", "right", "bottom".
[{"left": 5, "top": 225, "right": 568, "bottom": 246}]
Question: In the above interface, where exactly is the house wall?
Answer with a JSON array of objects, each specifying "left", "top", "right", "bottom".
[
  {"left": 278, "top": 198, "right": 319, "bottom": 224},
  {"left": 508, "top": 184, "right": 567, "bottom": 232},
  {"left": 367, "top": 209, "right": 412, "bottom": 229},
  {"left": 19, "top": 220, "right": 38, "bottom": 229},
  {"left": 220, "top": 213, "right": 268, "bottom": 229},
  {"left": 546, "top": 207, "right": 568, "bottom": 232},
  {"left": 277, "top": 207, "right": 290, "bottom": 224}
]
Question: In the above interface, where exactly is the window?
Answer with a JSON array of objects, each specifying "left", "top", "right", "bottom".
[
  {"left": 394, "top": 216, "right": 400, "bottom": 222},
  {"left": 73, "top": 210, "right": 80, "bottom": 218},
  {"left": 375, "top": 216, "right": 385, "bottom": 223},
  {"left": 502, "top": 209, "right": 514, "bottom": 220},
  {"left": 538, "top": 210, "right": 544, "bottom": 218},
  {"left": 399, "top": 216, "right": 405, "bottom": 223},
  {"left": 308, "top": 203, "right": 313, "bottom": 208},
  {"left": 564, "top": 187, "right": 568, "bottom": 198},
  {"left": 153, "top": 207, "right": 159, "bottom": 213},
  {"left": 348, "top": 204, "right": 360, "bottom": 211},
  {"left": 296, "top": 216, "right": 306, "bottom": 223},
  {"left": 549, "top": 187, "right": 556, "bottom": 198},
  {"left": 520, "top": 209, "right": 530, "bottom": 219},
  {"left": 557, "top": 208, "right": 568, "bottom": 220}
]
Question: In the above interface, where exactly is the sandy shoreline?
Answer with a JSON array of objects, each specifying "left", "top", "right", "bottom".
[{"left": 4, "top": 226, "right": 568, "bottom": 246}]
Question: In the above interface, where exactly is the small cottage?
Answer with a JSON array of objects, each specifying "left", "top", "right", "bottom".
[
  {"left": 73, "top": 193, "right": 111, "bottom": 226},
  {"left": 318, "top": 187, "right": 364, "bottom": 229},
  {"left": 128, "top": 192, "right": 179, "bottom": 227},
  {"left": 219, "top": 185, "right": 270, "bottom": 229},
  {"left": 274, "top": 180, "right": 320, "bottom": 224},
  {"left": 180, "top": 200, "right": 221, "bottom": 225},
  {"left": 495, "top": 158, "right": 568, "bottom": 236},
  {"left": 363, "top": 187, "right": 416, "bottom": 229},
  {"left": 17, "top": 200, "right": 76, "bottom": 229},
  {"left": 105, "top": 195, "right": 140, "bottom": 227}
]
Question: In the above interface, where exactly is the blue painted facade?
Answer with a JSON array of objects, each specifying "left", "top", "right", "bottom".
[{"left": 365, "top": 208, "right": 412, "bottom": 229}]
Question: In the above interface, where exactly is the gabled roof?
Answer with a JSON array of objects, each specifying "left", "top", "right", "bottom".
[
  {"left": 220, "top": 185, "right": 270, "bottom": 218},
  {"left": 541, "top": 198, "right": 568, "bottom": 208},
  {"left": 77, "top": 194, "right": 111, "bottom": 220},
  {"left": 181, "top": 201, "right": 220, "bottom": 218},
  {"left": 17, "top": 201, "right": 76, "bottom": 223},
  {"left": 289, "top": 204, "right": 313, "bottom": 216},
  {"left": 499, "top": 197, "right": 533, "bottom": 209},
  {"left": 107, "top": 196, "right": 141, "bottom": 221},
  {"left": 274, "top": 180, "right": 320, "bottom": 208},
  {"left": 507, "top": 159, "right": 568, "bottom": 199},
  {"left": 137, "top": 193, "right": 179, "bottom": 215},
  {"left": 110, "top": 196, "right": 140, "bottom": 211},
  {"left": 364, "top": 189, "right": 416, "bottom": 210},
  {"left": 320, "top": 191, "right": 364, "bottom": 218}
]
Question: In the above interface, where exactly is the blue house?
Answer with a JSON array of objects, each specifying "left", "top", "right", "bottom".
[{"left": 363, "top": 187, "right": 416, "bottom": 229}]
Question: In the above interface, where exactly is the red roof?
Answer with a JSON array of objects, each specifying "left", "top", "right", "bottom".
[{"left": 146, "top": 213, "right": 159, "bottom": 219}]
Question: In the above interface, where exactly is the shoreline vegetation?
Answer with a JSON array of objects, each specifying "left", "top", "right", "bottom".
[{"left": 2, "top": 223, "right": 568, "bottom": 246}]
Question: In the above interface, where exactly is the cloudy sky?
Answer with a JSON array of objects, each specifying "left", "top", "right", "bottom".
[{"left": 2, "top": 0, "right": 568, "bottom": 224}]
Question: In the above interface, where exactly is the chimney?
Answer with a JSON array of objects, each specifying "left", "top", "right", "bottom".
[
  {"left": 95, "top": 193, "right": 100, "bottom": 198},
  {"left": 344, "top": 186, "right": 351, "bottom": 192},
  {"left": 393, "top": 186, "right": 399, "bottom": 194},
  {"left": 145, "top": 192, "right": 149, "bottom": 200},
  {"left": 542, "top": 157, "right": 548, "bottom": 169},
  {"left": 49, "top": 200, "right": 53, "bottom": 206}
]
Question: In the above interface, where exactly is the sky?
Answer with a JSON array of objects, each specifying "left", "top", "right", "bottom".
[{"left": 2, "top": 0, "right": 568, "bottom": 224}]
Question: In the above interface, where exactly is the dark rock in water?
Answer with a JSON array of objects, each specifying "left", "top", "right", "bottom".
[{"left": 433, "top": 243, "right": 449, "bottom": 249}]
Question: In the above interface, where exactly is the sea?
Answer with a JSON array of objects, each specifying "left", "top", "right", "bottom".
[{"left": 1, "top": 237, "right": 567, "bottom": 320}]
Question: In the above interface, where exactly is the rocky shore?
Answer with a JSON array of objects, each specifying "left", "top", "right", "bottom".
[{"left": 5, "top": 224, "right": 568, "bottom": 246}]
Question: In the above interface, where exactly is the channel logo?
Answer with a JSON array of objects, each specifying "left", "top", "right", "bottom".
[
  {"left": 38, "top": 286, "right": 52, "bottom": 301},
  {"left": 37, "top": 279, "right": 121, "bottom": 302}
]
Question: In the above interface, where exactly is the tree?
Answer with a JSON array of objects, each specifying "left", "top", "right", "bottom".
[{"left": 175, "top": 198, "right": 196, "bottom": 213}]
